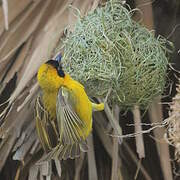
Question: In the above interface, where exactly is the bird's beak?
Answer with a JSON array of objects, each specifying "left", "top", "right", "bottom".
[{"left": 55, "top": 53, "right": 62, "bottom": 63}]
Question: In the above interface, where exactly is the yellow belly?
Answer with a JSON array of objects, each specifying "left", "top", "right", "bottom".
[{"left": 42, "top": 90, "right": 58, "bottom": 119}]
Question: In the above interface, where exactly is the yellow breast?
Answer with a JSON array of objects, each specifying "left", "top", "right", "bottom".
[
  {"left": 42, "top": 91, "right": 58, "bottom": 119},
  {"left": 37, "top": 63, "right": 63, "bottom": 119},
  {"left": 37, "top": 63, "right": 64, "bottom": 91}
]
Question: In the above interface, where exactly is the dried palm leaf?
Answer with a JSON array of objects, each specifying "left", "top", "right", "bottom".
[
  {"left": 0, "top": 37, "right": 33, "bottom": 96},
  {"left": 0, "top": 96, "right": 34, "bottom": 171},
  {"left": 0, "top": 0, "right": 49, "bottom": 63},
  {"left": 0, "top": 0, "right": 33, "bottom": 35},
  {"left": 2, "top": 0, "right": 8, "bottom": 30}
]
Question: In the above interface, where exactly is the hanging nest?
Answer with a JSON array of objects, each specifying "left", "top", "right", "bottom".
[
  {"left": 61, "top": 0, "right": 170, "bottom": 109},
  {"left": 165, "top": 82, "right": 180, "bottom": 162}
]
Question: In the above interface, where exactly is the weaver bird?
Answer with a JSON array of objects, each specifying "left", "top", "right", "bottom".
[{"left": 35, "top": 56, "right": 104, "bottom": 161}]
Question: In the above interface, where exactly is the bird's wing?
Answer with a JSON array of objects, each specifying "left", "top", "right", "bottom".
[
  {"left": 56, "top": 88, "right": 87, "bottom": 145},
  {"left": 35, "top": 95, "right": 58, "bottom": 152}
]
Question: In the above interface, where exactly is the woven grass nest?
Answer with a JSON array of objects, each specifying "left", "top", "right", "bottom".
[{"left": 61, "top": 1, "right": 170, "bottom": 109}]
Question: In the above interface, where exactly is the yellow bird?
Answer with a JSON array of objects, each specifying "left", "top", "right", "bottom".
[{"left": 35, "top": 58, "right": 104, "bottom": 161}]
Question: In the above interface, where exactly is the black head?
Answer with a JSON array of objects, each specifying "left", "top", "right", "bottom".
[{"left": 46, "top": 60, "right": 65, "bottom": 77}]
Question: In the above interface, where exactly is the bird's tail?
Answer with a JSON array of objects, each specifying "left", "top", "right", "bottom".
[
  {"left": 91, "top": 102, "right": 104, "bottom": 111},
  {"left": 36, "top": 141, "right": 88, "bottom": 165}
]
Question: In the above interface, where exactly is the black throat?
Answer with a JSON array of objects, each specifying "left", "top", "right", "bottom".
[{"left": 46, "top": 60, "right": 65, "bottom": 77}]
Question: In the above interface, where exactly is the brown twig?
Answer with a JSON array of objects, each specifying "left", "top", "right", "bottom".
[
  {"left": 102, "top": 100, "right": 122, "bottom": 142},
  {"left": 87, "top": 133, "right": 98, "bottom": 180},
  {"left": 93, "top": 111, "right": 151, "bottom": 180},
  {"left": 123, "top": 142, "right": 152, "bottom": 180},
  {"left": 111, "top": 105, "right": 122, "bottom": 180},
  {"left": 149, "top": 97, "right": 173, "bottom": 180},
  {"left": 132, "top": 105, "right": 145, "bottom": 159},
  {"left": 74, "top": 153, "right": 85, "bottom": 180}
]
